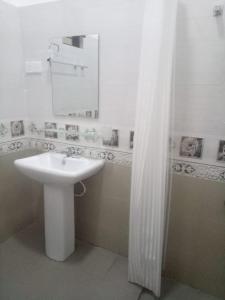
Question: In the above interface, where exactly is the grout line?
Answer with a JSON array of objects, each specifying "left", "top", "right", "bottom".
[
  {"left": 137, "top": 288, "right": 144, "bottom": 300},
  {"left": 104, "top": 255, "right": 119, "bottom": 276}
]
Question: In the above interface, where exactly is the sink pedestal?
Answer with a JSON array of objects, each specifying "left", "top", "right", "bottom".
[
  {"left": 15, "top": 152, "right": 104, "bottom": 261},
  {"left": 44, "top": 184, "right": 75, "bottom": 261}
]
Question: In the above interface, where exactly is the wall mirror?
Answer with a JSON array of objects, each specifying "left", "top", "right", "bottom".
[{"left": 48, "top": 34, "right": 99, "bottom": 119}]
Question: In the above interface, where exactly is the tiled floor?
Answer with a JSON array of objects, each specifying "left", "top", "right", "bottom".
[
  {"left": 0, "top": 223, "right": 141, "bottom": 300},
  {"left": 0, "top": 223, "right": 222, "bottom": 300},
  {"left": 139, "top": 279, "right": 222, "bottom": 300}
]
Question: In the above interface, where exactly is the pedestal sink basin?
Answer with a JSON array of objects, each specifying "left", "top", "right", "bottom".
[{"left": 14, "top": 152, "right": 104, "bottom": 261}]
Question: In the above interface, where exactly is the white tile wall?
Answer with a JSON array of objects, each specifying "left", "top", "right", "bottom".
[
  {"left": 1, "top": 0, "right": 225, "bottom": 171},
  {"left": 173, "top": 0, "right": 225, "bottom": 163},
  {"left": 0, "top": 1, "right": 26, "bottom": 119},
  {"left": 19, "top": 0, "right": 145, "bottom": 132}
]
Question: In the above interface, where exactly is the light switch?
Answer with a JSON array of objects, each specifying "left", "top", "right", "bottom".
[{"left": 25, "top": 61, "right": 43, "bottom": 74}]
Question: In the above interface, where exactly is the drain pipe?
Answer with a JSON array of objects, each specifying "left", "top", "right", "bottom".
[{"left": 74, "top": 181, "right": 87, "bottom": 197}]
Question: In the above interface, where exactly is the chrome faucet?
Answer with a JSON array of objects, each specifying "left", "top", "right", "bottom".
[
  {"left": 66, "top": 147, "right": 73, "bottom": 157},
  {"left": 61, "top": 148, "right": 73, "bottom": 164}
]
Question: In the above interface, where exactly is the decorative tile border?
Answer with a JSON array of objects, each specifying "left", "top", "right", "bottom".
[
  {"left": 172, "top": 159, "right": 225, "bottom": 183},
  {"left": 0, "top": 138, "right": 30, "bottom": 156},
  {"left": 0, "top": 120, "right": 25, "bottom": 140},
  {"left": 0, "top": 122, "right": 8, "bottom": 137},
  {"left": 29, "top": 138, "right": 133, "bottom": 167},
  {"left": 0, "top": 119, "right": 28, "bottom": 156},
  {"left": 1, "top": 135, "right": 225, "bottom": 182},
  {"left": 1, "top": 119, "right": 225, "bottom": 182},
  {"left": 0, "top": 119, "right": 133, "bottom": 165},
  {"left": 217, "top": 140, "right": 225, "bottom": 162},
  {"left": 171, "top": 134, "right": 225, "bottom": 164},
  {"left": 28, "top": 138, "right": 225, "bottom": 182},
  {"left": 179, "top": 136, "right": 203, "bottom": 159},
  {"left": 27, "top": 121, "right": 134, "bottom": 152}
]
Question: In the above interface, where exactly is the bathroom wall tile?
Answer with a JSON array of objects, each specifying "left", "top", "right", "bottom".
[
  {"left": 0, "top": 121, "right": 10, "bottom": 141},
  {"left": 10, "top": 120, "right": 25, "bottom": 137},
  {"left": 0, "top": 139, "right": 29, "bottom": 157},
  {"left": 44, "top": 121, "right": 58, "bottom": 139},
  {"left": 1, "top": 0, "right": 225, "bottom": 184},
  {"left": 65, "top": 124, "right": 79, "bottom": 142},
  {"left": 20, "top": 0, "right": 144, "bottom": 129},
  {"left": 0, "top": 149, "right": 43, "bottom": 242},
  {"left": 177, "top": 0, "right": 218, "bottom": 19},
  {"left": 80, "top": 126, "right": 100, "bottom": 145},
  {"left": 172, "top": 159, "right": 225, "bottom": 182},
  {"left": 0, "top": 123, "right": 8, "bottom": 138},
  {"left": 29, "top": 138, "right": 133, "bottom": 167},
  {"left": 0, "top": 2, "right": 26, "bottom": 120},
  {"left": 1, "top": 118, "right": 225, "bottom": 182},
  {"left": 171, "top": 132, "right": 225, "bottom": 172},
  {"left": 114, "top": 127, "right": 130, "bottom": 152},
  {"left": 165, "top": 174, "right": 225, "bottom": 299},
  {"left": 27, "top": 121, "right": 134, "bottom": 153},
  {"left": 28, "top": 121, "right": 45, "bottom": 138},
  {"left": 102, "top": 128, "right": 119, "bottom": 147},
  {"left": 175, "top": 42, "right": 225, "bottom": 86},
  {"left": 44, "top": 131, "right": 58, "bottom": 139},
  {"left": 179, "top": 136, "right": 203, "bottom": 159},
  {"left": 129, "top": 131, "right": 134, "bottom": 149},
  {"left": 174, "top": 0, "right": 225, "bottom": 180},
  {"left": 217, "top": 140, "right": 225, "bottom": 162},
  {"left": 44, "top": 122, "right": 57, "bottom": 130},
  {"left": 0, "top": 88, "right": 27, "bottom": 120},
  {"left": 76, "top": 163, "right": 131, "bottom": 256}
]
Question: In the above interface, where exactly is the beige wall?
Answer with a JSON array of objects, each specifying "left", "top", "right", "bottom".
[
  {"left": 165, "top": 174, "right": 225, "bottom": 299},
  {"left": 76, "top": 163, "right": 131, "bottom": 257},
  {"left": 1, "top": 150, "right": 224, "bottom": 299},
  {"left": 0, "top": 154, "right": 131, "bottom": 256},
  {"left": 0, "top": 150, "right": 43, "bottom": 243},
  {"left": 76, "top": 166, "right": 225, "bottom": 299}
]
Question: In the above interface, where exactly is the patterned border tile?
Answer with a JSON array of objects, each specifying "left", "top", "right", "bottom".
[
  {"left": 0, "top": 138, "right": 30, "bottom": 156},
  {"left": 172, "top": 159, "right": 225, "bottom": 183},
  {"left": 0, "top": 122, "right": 8, "bottom": 138},
  {"left": 28, "top": 139, "right": 225, "bottom": 181},
  {"left": 27, "top": 121, "right": 133, "bottom": 152},
  {"left": 1, "top": 135, "right": 225, "bottom": 182},
  {"left": 1, "top": 119, "right": 225, "bottom": 182},
  {"left": 29, "top": 138, "right": 133, "bottom": 167},
  {"left": 11, "top": 120, "right": 25, "bottom": 137}
]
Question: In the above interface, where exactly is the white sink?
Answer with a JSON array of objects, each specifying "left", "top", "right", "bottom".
[
  {"left": 15, "top": 152, "right": 104, "bottom": 186},
  {"left": 14, "top": 152, "right": 104, "bottom": 261}
]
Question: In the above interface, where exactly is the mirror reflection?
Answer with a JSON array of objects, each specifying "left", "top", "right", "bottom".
[{"left": 48, "top": 34, "right": 99, "bottom": 119}]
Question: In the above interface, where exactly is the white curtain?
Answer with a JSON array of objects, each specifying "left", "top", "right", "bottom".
[{"left": 128, "top": 0, "right": 177, "bottom": 297}]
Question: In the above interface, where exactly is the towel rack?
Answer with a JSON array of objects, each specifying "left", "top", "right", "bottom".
[{"left": 47, "top": 57, "right": 88, "bottom": 69}]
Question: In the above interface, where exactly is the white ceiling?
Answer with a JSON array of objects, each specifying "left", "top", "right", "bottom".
[{"left": 2, "top": 0, "right": 60, "bottom": 7}]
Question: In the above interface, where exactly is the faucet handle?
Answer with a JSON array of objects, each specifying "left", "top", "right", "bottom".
[
  {"left": 57, "top": 147, "right": 80, "bottom": 157},
  {"left": 66, "top": 147, "right": 74, "bottom": 156}
]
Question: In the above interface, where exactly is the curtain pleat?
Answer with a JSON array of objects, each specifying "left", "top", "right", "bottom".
[{"left": 128, "top": 0, "right": 177, "bottom": 297}]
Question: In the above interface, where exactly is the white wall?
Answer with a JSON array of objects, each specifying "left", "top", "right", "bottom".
[
  {"left": 19, "top": 0, "right": 145, "bottom": 129},
  {"left": 2, "top": 0, "right": 223, "bottom": 162},
  {"left": 0, "top": 1, "right": 26, "bottom": 119},
  {"left": 51, "top": 35, "right": 99, "bottom": 115},
  {"left": 173, "top": 0, "right": 225, "bottom": 165}
]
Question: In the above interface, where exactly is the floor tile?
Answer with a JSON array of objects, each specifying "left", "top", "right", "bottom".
[
  {"left": 0, "top": 223, "right": 141, "bottom": 300},
  {"left": 139, "top": 278, "right": 223, "bottom": 300},
  {"left": 0, "top": 223, "right": 222, "bottom": 300},
  {"left": 99, "top": 256, "right": 142, "bottom": 300}
]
